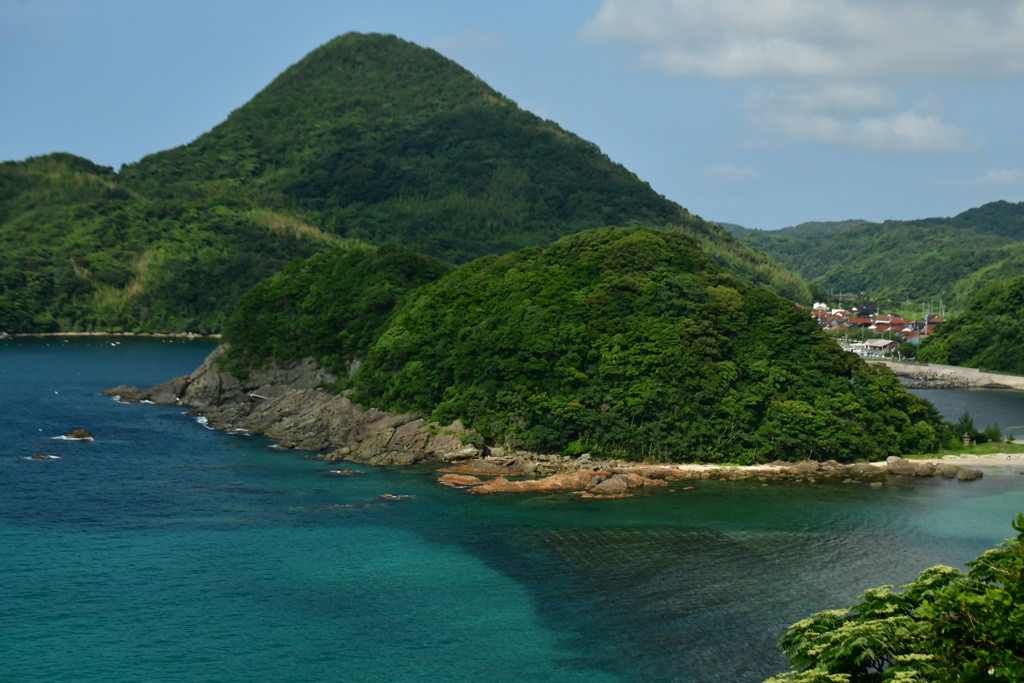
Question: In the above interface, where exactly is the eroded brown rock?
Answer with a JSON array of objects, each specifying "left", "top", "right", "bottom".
[
  {"left": 436, "top": 460, "right": 525, "bottom": 477},
  {"left": 437, "top": 474, "right": 485, "bottom": 488}
]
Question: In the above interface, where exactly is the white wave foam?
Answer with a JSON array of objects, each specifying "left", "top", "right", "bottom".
[{"left": 193, "top": 415, "right": 215, "bottom": 430}]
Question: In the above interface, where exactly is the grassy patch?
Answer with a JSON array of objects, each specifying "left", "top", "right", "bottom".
[{"left": 904, "top": 441, "right": 1024, "bottom": 459}]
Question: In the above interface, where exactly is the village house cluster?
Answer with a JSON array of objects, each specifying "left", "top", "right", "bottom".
[{"left": 810, "top": 303, "right": 946, "bottom": 358}]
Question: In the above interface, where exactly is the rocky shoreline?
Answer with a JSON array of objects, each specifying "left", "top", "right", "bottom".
[{"left": 105, "top": 346, "right": 991, "bottom": 496}]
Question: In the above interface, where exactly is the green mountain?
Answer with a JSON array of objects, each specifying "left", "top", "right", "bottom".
[
  {"left": 728, "top": 201, "right": 1024, "bottom": 305},
  {"left": 917, "top": 275, "right": 1024, "bottom": 374},
  {"left": 903, "top": 199, "right": 1024, "bottom": 240},
  {"left": 223, "top": 226, "right": 947, "bottom": 463},
  {"left": 0, "top": 32, "right": 810, "bottom": 334},
  {"left": 0, "top": 153, "right": 336, "bottom": 333},
  {"left": 120, "top": 33, "right": 690, "bottom": 264},
  {"left": 724, "top": 219, "right": 871, "bottom": 240}
]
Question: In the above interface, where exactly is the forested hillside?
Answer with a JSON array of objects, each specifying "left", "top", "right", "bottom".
[
  {"left": 729, "top": 201, "right": 1024, "bottom": 305},
  {"left": 120, "top": 33, "right": 687, "bottom": 263},
  {"left": 223, "top": 227, "right": 947, "bottom": 463},
  {"left": 0, "top": 32, "right": 810, "bottom": 334},
  {"left": 220, "top": 244, "right": 449, "bottom": 375},
  {"left": 917, "top": 275, "right": 1024, "bottom": 374},
  {"left": 0, "top": 154, "right": 335, "bottom": 333}
]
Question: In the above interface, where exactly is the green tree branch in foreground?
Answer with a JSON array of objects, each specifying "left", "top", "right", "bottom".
[{"left": 765, "top": 514, "right": 1024, "bottom": 682}]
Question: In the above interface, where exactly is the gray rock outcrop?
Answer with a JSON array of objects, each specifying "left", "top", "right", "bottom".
[{"left": 103, "top": 345, "right": 473, "bottom": 466}]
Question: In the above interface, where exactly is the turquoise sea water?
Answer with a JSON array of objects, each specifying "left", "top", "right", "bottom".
[{"left": 3, "top": 338, "right": 1024, "bottom": 682}]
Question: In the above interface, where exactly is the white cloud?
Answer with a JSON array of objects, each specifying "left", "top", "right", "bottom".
[
  {"left": 582, "top": 0, "right": 1024, "bottom": 80},
  {"left": 760, "top": 108, "right": 977, "bottom": 153},
  {"left": 955, "top": 168, "right": 1024, "bottom": 190},
  {"left": 747, "top": 85, "right": 893, "bottom": 120},
  {"left": 582, "top": 1, "right": 1007, "bottom": 154},
  {"left": 747, "top": 86, "right": 977, "bottom": 153},
  {"left": 780, "top": 85, "right": 893, "bottom": 116},
  {"left": 854, "top": 112, "right": 977, "bottom": 153},
  {"left": 985, "top": 168, "right": 1024, "bottom": 184}
]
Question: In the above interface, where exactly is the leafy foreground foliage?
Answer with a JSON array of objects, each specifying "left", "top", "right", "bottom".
[
  {"left": 220, "top": 244, "right": 448, "bottom": 375},
  {"left": 917, "top": 276, "right": 1024, "bottom": 375},
  {"left": 328, "top": 227, "right": 945, "bottom": 462},
  {"left": 765, "top": 514, "right": 1024, "bottom": 683}
]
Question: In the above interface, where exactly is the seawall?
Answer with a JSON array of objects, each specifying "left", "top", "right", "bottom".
[{"left": 874, "top": 361, "right": 1024, "bottom": 390}]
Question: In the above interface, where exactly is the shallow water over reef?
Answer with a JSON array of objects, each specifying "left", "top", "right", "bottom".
[{"left": 3, "top": 338, "right": 1023, "bottom": 682}]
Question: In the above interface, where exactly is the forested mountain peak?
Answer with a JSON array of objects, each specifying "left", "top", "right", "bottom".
[
  {"left": 1, "top": 33, "right": 811, "bottom": 333},
  {"left": 122, "top": 33, "right": 510, "bottom": 189},
  {"left": 118, "top": 32, "right": 691, "bottom": 264}
]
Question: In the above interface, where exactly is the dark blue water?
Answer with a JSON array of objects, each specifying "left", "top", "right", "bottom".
[
  {"left": 909, "top": 387, "right": 1024, "bottom": 438},
  {"left": 3, "top": 338, "right": 1023, "bottom": 682}
]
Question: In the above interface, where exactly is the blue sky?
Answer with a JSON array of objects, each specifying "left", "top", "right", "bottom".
[{"left": 3, "top": 0, "right": 1024, "bottom": 229}]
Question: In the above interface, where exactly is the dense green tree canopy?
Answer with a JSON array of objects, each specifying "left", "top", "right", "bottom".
[
  {"left": 0, "top": 154, "right": 334, "bottom": 333},
  {"left": 220, "top": 244, "right": 448, "bottom": 376},
  {"left": 916, "top": 276, "right": 1024, "bottom": 374},
  {"left": 332, "top": 226, "right": 943, "bottom": 462},
  {"left": 766, "top": 514, "right": 1024, "bottom": 682}
]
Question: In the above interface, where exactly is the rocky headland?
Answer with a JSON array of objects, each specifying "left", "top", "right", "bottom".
[{"left": 105, "top": 346, "right": 992, "bottom": 495}]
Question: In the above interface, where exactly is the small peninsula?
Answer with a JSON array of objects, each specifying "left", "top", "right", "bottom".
[{"left": 109, "top": 226, "right": 966, "bottom": 478}]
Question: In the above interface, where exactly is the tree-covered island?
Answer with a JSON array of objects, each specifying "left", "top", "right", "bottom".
[{"left": 219, "top": 226, "right": 952, "bottom": 464}]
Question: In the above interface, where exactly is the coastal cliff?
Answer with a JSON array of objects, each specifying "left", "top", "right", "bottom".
[{"left": 105, "top": 346, "right": 481, "bottom": 466}]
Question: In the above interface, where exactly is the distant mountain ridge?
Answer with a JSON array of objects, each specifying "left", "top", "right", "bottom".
[
  {"left": 0, "top": 32, "right": 810, "bottom": 333},
  {"left": 725, "top": 201, "right": 1024, "bottom": 305}
]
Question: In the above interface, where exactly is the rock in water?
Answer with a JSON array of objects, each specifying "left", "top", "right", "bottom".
[
  {"left": 956, "top": 467, "right": 983, "bottom": 482},
  {"left": 437, "top": 474, "right": 485, "bottom": 488}
]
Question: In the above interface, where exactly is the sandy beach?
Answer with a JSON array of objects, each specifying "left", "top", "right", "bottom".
[{"left": 918, "top": 452, "right": 1024, "bottom": 467}]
